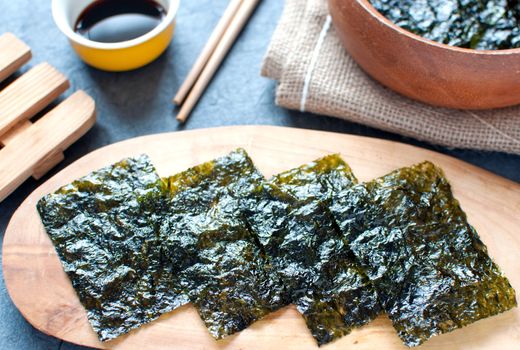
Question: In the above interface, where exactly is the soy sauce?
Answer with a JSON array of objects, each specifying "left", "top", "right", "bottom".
[{"left": 75, "top": 0, "right": 167, "bottom": 43}]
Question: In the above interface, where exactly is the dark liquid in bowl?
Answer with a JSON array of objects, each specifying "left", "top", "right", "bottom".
[{"left": 74, "top": 0, "right": 167, "bottom": 43}]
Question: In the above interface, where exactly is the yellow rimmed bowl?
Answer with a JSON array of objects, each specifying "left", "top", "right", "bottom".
[{"left": 52, "top": 0, "right": 180, "bottom": 72}]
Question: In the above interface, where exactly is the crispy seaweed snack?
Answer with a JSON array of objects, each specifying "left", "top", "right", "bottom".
[
  {"left": 159, "top": 149, "right": 286, "bottom": 339},
  {"left": 330, "top": 161, "right": 517, "bottom": 347},
  {"left": 370, "top": 0, "right": 520, "bottom": 50},
  {"left": 37, "top": 156, "right": 189, "bottom": 341},
  {"left": 244, "top": 155, "right": 381, "bottom": 345}
]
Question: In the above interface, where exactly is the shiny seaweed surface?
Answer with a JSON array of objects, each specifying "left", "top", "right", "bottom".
[
  {"left": 243, "top": 155, "right": 381, "bottom": 345},
  {"left": 159, "top": 149, "right": 286, "bottom": 339},
  {"left": 39, "top": 150, "right": 285, "bottom": 341},
  {"left": 330, "top": 161, "right": 517, "bottom": 346},
  {"left": 38, "top": 151, "right": 516, "bottom": 346},
  {"left": 37, "top": 156, "right": 189, "bottom": 341},
  {"left": 370, "top": 0, "right": 520, "bottom": 49}
]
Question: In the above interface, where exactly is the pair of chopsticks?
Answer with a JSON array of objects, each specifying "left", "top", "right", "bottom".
[{"left": 173, "top": 0, "right": 261, "bottom": 123}]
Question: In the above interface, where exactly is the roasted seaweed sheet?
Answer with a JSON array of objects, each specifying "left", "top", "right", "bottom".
[
  {"left": 38, "top": 151, "right": 516, "bottom": 346},
  {"left": 37, "top": 156, "right": 189, "bottom": 341},
  {"left": 330, "top": 161, "right": 517, "bottom": 346},
  {"left": 159, "top": 149, "right": 286, "bottom": 339},
  {"left": 244, "top": 155, "right": 381, "bottom": 345}
]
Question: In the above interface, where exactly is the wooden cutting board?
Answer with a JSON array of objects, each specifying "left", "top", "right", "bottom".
[{"left": 3, "top": 126, "right": 519, "bottom": 350}]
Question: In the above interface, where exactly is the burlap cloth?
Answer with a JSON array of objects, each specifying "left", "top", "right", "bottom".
[{"left": 261, "top": 0, "right": 520, "bottom": 155}]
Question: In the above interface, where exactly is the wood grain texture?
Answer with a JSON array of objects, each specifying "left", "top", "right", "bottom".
[
  {"left": 0, "top": 91, "right": 96, "bottom": 202},
  {"left": 0, "top": 62, "right": 70, "bottom": 136},
  {"left": 329, "top": 0, "right": 520, "bottom": 109},
  {"left": 0, "top": 32, "right": 31, "bottom": 83},
  {"left": 0, "top": 121, "right": 66, "bottom": 180},
  {"left": 32, "top": 151, "right": 66, "bottom": 180},
  {"left": 0, "top": 120, "right": 32, "bottom": 146},
  {"left": 0, "top": 33, "right": 65, "bottom": 179},
  {"left": 3, "top": 126, "right": 519, "bottom": 349},
  {"left": 0, "top": 32, "right": 95, "bottom": 201}
]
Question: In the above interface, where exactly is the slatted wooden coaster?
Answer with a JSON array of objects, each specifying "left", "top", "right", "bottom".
[{"left": 0, "top": 33, "right": 96, "bottom": 202}]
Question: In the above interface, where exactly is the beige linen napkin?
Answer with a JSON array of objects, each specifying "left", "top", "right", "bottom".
[{"left": 262, "top": 0, "right": 520, "bottom": 155}]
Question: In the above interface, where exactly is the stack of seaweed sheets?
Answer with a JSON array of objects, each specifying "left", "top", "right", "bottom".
[{"left": 37, "top": 149, "right": 517, "bottom": 347}]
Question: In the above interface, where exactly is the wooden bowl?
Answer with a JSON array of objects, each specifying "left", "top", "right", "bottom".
[{"left": 328, "top": 0, "right": 520, "bottom": 109}]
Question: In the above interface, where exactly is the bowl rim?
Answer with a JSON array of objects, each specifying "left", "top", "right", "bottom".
[
  {"left": 354, "top": 0, "right": 520, "bottom": 55},
  {"left": 51, "top": 0, "right": 180, "bottom": 50}
]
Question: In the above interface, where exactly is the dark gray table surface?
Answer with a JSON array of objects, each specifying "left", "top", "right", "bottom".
[{"left": 1, "top": 1, "right": 519, "bottom": 349}]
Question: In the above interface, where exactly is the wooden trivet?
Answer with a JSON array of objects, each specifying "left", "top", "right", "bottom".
[{"left": 0, "top": 33, "right": 96, "bottom": 202}]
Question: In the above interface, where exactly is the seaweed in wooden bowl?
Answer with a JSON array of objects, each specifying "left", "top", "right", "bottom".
[{"left": 328, "top": 0, "right": 520, "bottom": 109}]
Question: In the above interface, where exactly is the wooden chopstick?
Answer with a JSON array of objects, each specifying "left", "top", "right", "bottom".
[
  {"left": 173, "top": 0, "right": 243, "bottom": 105},
  {"left": 176, "top": 0, "right": 261, "bottom": 123}
]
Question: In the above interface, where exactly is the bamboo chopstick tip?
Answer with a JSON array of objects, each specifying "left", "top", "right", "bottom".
[
  {"left": 171, "top": 0, "right": 260, "bottom": 123},
  {"left": 171, "top": 0, "right": 244, "bottom": 106},
  {"left": 172, "top": 96, "right": 183, "bottom": 106}
]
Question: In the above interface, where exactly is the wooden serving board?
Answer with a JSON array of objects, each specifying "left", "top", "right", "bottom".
[{"left": 3, "top": 126, "right": 520, "bottom": 350}]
